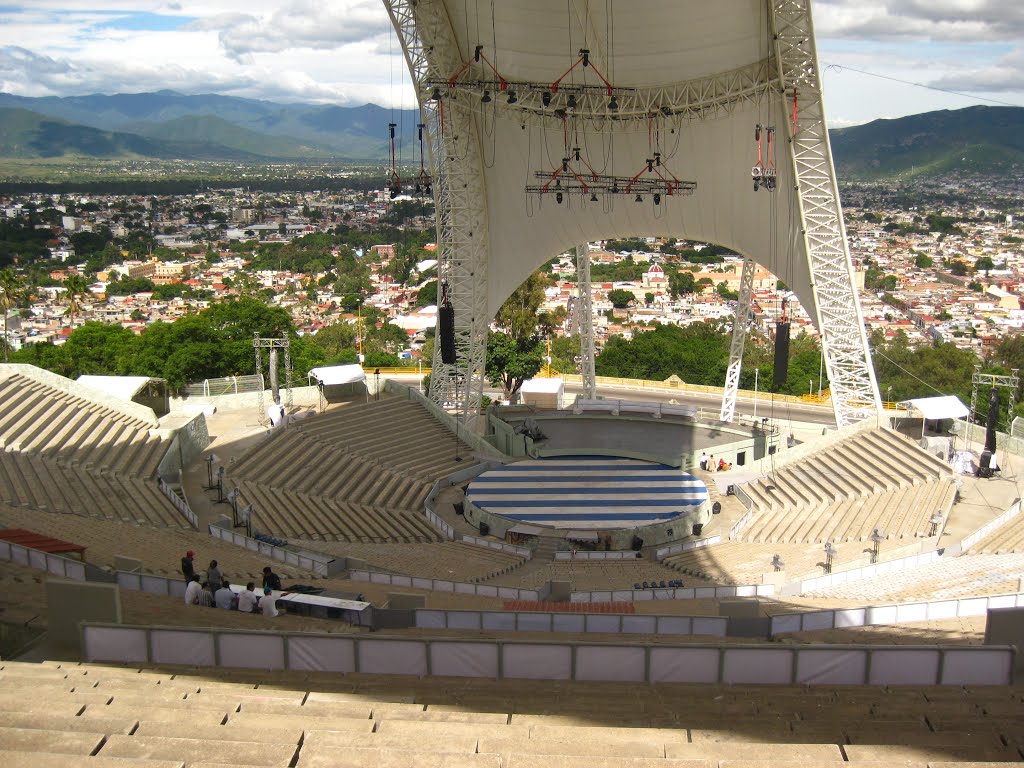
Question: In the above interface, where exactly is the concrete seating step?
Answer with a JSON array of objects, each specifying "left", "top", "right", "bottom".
[
  {"left": 0, "top": 696, "right": 85, "bottom": 717},
  {"left": 134, "top": 721, "right": 303, "bottom": 744},
  {"left": 82, "top": 703, "right": 232, "bottom": 723},
  {"left": 0, "top": 711, "right": 136, "bottom": 734},
  {"left": 665, "top": 743, "right": 844, "bottom": 760},
  {"left": 842, "top": 744, "right": 1020, "bottom": 762},
  {"left": 227, "top": 712, "right": 374, "bottom": 733},
  {"left": 302, "top": 730, "right": 479, "bottom": 754},
  {"left": 295, "top": 747, "right": 502, "bottom": 768},
  {"left": 236, "top": 699, "right": 372, "bottom": 719},
  {"left": 0, "top": 751, "right": 184, "bottom": 768},
  {"left": 479, "top": 737, "right": 664, "bottom": 758},
  {"left": 503, "top": 758, "right": 716, "bottom": 768},
  {"left": 0, "top": 726, "right": 105, "bottom": 756},
  {"left": 98, "top": 735, "right": 298, "bottom": 766}
]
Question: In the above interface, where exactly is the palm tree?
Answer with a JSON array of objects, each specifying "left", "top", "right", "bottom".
[
  {"left": 0, "top": 268, "right": 22, "bottom": 362},
  {"left": 63, "top": 274, "right": 90, "bottom": 328}
]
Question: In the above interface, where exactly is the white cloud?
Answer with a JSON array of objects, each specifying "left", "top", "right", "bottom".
[{"left": 816, "top": 0, "right": 1024, "bottom": 42}]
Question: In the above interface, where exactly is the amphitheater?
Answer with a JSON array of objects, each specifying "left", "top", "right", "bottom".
[{"left": 0, "top": 362, "right": 1023, "bottom": 767}]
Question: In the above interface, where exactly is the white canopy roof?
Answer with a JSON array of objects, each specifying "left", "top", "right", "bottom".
[
  {"left": 77, "top": 375, "right": 155, "bottom": 400},
  {"left": 899, "top": 396, "right": 969, "bottom": 421},
  {"left": 308, "top": 365, "right": 366, "bottom": 386},
  {"left": 520, "top": 377, "right": 565, "bottom": 394}
]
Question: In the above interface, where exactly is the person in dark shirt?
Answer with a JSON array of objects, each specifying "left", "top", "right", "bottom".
[
  {"left": 262, "top": 566, "right": 282, "bottom": 591},
  {"left": 181, "top": 550, "right": 194, "bottom": 581}
]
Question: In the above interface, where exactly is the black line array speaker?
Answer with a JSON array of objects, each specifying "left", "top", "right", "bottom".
[
  {"left": 439, "top": 304, "right": 456, "bottom": 364},
  {"left": 773, "top": 321, "right": 791, "bottom": 389}
]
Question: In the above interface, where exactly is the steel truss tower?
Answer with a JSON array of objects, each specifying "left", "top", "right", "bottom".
[
  {"left": 769, "top": 1, "right": 881, "bottom": 426},
  {"left": 574, "top": 244, "right": 597, "bottom": 400},
  {"left": 385, "top": 0, "right": 490, "bottom": 420},
  {"left": 720, "top": 258, "right": 756, "bottom": 422}
]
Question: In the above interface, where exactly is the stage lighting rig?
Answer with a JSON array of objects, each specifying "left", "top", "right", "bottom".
[{"left": 413, "top": 123, "right": 432, "bottom": 197}]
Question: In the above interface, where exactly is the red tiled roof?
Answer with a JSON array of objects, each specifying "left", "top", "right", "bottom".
[{"left": 0, "top": 528, "right": 86, "bottom": 556}]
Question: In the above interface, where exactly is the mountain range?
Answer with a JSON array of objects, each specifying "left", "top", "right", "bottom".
[{"left": 0, "top": 90, "right": 1021, "bottom": 179}]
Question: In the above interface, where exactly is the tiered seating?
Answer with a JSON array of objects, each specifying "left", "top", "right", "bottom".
[
  {"left": 0, "top": 373, "right": 166, "bottom": 477},
  {"left": 0, "top": 454, "right": 185, "bottom": 528},
  {"left": 226, "top": 397, "right": 473, "bottom": 543},
  {"left": 490, "top": 558, "right": 702, "bottom": 590},
  {"left": 0, "top": 503, "right": 318, "bottom": 583},
  {"left": 0, "top": 660, "right": 1020, "bottom": 767},
  {"left": 971, "top": 510, "right": 1024, "bottom": 554},
  {"left": 233, "top": 481, "right": 441, "bottom": 543},
  {"left": 738, "top": 427, "right": 955, "bottom": 544},
  {"left": 298, "top": 540, "right": 525, "bottom": 582},
  {"left": 802, "top": 552, "right": 1024, "bottom": 602}
]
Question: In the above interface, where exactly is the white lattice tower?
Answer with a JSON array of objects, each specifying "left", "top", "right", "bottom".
[
  {"left": 721, "top": 258, "right": 757, "bottom": 422},
  {"left": 575, "top": 244, "right": 597, "bottom": 400},
  {"left": 771, "top": 0, "right": 881, "bottom": 425},
  {"left": 386, "top": 0, "right": 490, "bottom": 419}
]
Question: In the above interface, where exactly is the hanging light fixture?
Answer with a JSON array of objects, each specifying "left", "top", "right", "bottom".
[
  {"left": 608, "top": 95, "right": 618, "bottom": 111},
  {"left": 590, "top": 192, "right": 598, "bottom": 202},
  {"left": 481, "top": 90, "right": 492, "bottom": 103},
  {"left": 653, "top": 193, "right": 661, "bottom": 205},
  {"left": 542, "top": 91, "right": 552, "bottom": 107},
  {"left": 555, "top": 191, "right": 564, "bottom": 204},
  {"left": 507, "top": 90, "right": 517, "bottom": 104},
  {"left": 634, "top": 194, "right": 643, "bottom": 203},
  {"left": 567, "top": 94, "right": 577, "bottom": 110},
  {"left": 430, "top": 87, "right": 442, "bottom": 101}
]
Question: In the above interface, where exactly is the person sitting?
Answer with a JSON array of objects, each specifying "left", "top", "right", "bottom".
[
  {"left": 184, "top": 574, "right": 202, "bottom": 605},
  {"left": 237, "top": 582, "right": 259, "bottom": 613},
  {"left": 198, "top": 582, "right": 215, "bottom": 608},
  {"left": 259, "top": 586, "right": 279, "bottom": 618},
  {"left": 262, "top": 566, "right": 282, "bottom": 592},
  {"left": 718, "top": 458, "right": 727, "bottom": 472},
  {"left": 215, "top": 581, "right": 237, "bottom": 610}
]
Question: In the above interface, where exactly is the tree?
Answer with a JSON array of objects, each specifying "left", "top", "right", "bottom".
[
  {"left": 974, "top": 256, "right": 995, "bottom": 275},
  {"left": 644, "top": 292, "right": 656, "bottom": 306},
  {"left": 607, "top": 288, "right": 635, "bottom": 309},
  {"left": 416, "top": 280, "right": 438, "bottom": 307},
  {"left": 0, "top": 268, "right": 21, "bottom": 362},
  {"left": 913, "top": 253, "right": 933, "bottom": 269},
  {"left": 495, "top": 271, "right": 547, "bottom": 343},
  {"left": 668, "top": 269, "right": 696, "bottom": 298},
  {"left": 486, "top": 331, "right": 543, "bottom": 402},
  {"left": 949, "top": 259, "right": 969, "bottom": 276},
  {"left": 62, "top": 274, "right": 90, "bottom": 326}
]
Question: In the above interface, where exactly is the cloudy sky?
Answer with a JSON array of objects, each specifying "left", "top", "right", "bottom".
[{"left": 0, "top": 0, "right": 1020, "bottom": 127}]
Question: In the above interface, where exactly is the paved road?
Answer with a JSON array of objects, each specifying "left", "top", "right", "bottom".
[{"left": 562, "top": 382, "right": 838, "bottom": 427}]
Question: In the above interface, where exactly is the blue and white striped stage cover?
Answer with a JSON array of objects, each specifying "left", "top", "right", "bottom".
[{"left": 466, "top": 457, "right": 709, "bottom": 530}]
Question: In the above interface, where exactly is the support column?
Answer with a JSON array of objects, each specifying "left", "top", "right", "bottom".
[
  {"left": 720, "top": 258, "right": 756, "bottom": 422},
  {"left": 770, "top": 0, "right": 882, "bottom": 427},
  {"left": 386, "top": 0, "right": 490, "bottom": 422},
  {"left": 575, "top": 244, "right": 597, "bottom": 400}
]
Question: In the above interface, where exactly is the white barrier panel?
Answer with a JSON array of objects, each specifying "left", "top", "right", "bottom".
[
  {"left": 431, "top": 642, "right": 499, "bottom": 678},
  {"left": 218, "top": 633, "right": 285, "bottom": 670},
  {"left": 83, "top": 626, "right": 148, "bottom": 663},
  {"left": 348, "top": 570, "right": 538, "bottom": 601},
  {"left": 503, "top": 644, "right": 572, "bottom": 680},
  {"left": 360, "top": 639, "right": 427, "bottom": 675},
  {"left": 795, "top": 649, "right": 868, "bottom": 685},
  {"left": 656, "top": 535, "right": 722, "bottom": 561},
  {"left": 151, "top": 628, "right": 216, "bottom": 667},
  {"left": 959, "top": 499, "right": 1021, "bottom": 552},
  {"left": 416, "top": 611, "right": 446, "bottom": 629},
  {"left": 117, "top": 572, "right": 143, "bottom": 591},
  {"left": 801, "top": 611, "right": 834, "bottom": 632},
  {"left": 448, "top": 612, "right": 481, "bottom": 630},
  {"left": 622, "top": 615, "right": 658, "bottom": 634},
  {"left": 570, "top": 583, "right": 772, "bottom": 603},
  {"left": 649, "top": 647, "right": 720, "bottom": 683},
  {"left": 585, "top": 615, "right": 620, "bottom": 633},
  {"left": 552, "top": 614, "right": 585, "bottom": 633},
  {"left": 518, "top": 613, "right": 552, "bottom": 632},
  {"left": 483, "top": 612, "right": 516, "bottom": 631},
  {"left": 941, "top": 649, "right": 1013, "bottom": 686},
  {"left": 288, "top": 636, "right": 355, "bottom": 672},
  {"left": 461, "top": 535, "right": 531, "bottom": 559},
  {"left": 834, "top": 608, "right": 866, "bottom": 628},
  {"left": 207, "top": 524, "right": 331, "bottom": 576},
  {"left": 869, "top": 649, "right": 940, "bottom": 685},
  {"left": 575, "top": 645, "right": 646, "bottom": 682},
  {"left": 693, "top": 617, "right": 728, "bottom": 637},
  {"left": 796, "top": 550, "right": 942, "bottom": 595},
  {"left": 723, "top": 648, "right": 793, "bottom": 684},
  {"left": 81, "top": 624, "right": 1015, "bottom": 686}
]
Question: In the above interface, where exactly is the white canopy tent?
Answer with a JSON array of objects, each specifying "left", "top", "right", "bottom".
[
  {"left": 307, "top": 365, "right": 366, "bottom": 387},
  {"left": 899, "top": 396, "right": 969, "bottom": 422},
  {"left": 386, "top": 0, "right": 881, "bottom": 427}
]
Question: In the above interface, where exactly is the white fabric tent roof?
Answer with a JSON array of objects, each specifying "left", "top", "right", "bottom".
[
  {"left": 899, "top": 395, "right": 969, "bottom": 420},
  {"left": 308, "top": 365, "right": 366, "bottom": 386},
  {"left": 77, "top": 375, "right": 154, "bottom": 400},
  {"left": 520, "top": 377, "right": 565, "bottom": 394}
]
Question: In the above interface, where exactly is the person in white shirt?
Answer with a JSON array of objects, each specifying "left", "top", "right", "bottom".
[
  {"left": 214, "top": 582, "right": 236, "bottom": 610},
  {"left": 184, "top": 575, "right": 202, "bottom": 605},
  {"left": 237, "top": 582, "right": 259, "bottom": 613},
  {"left": 259, "top": 587, "right": 279, "bottom": 618}
]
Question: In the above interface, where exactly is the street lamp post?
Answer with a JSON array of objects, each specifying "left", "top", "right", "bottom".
[
  {"left": 374, "top": 368, "right": 380, "bottom": 402},
  {"left": 823, "top": 542, "right": 837, "bottom": 574},
  {"left": 870, "top": 528, "right": 883, "bottom": 564}
]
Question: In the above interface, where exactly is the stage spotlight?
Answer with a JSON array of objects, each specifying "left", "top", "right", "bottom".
[
  {"left": 608, "top": 95, "right": 618, "bottom": 110},
  {"left": 555, "top": 191, "right": 564, "bottom": 204},
  {"left": 430, "top": 87, "right": 442, "bottom": 101},
  {"left": 481, "top": 90, "right": 491, "bottom": 103},
  {"left": 567, "top": 94, "right": 577, "bottom": 109},
  {"left": 634, "top": 194, "right": 643, "bottom": 203},
  {"left": 590, "top": 192, "right": 598, "bottom": 202},
  {"left": 542, "top": 91, "right": 552, "bottom": 107},
  {"left": 507, "top": 90, "right": 517, "bottom": 104},
  {"left": 653, "top": 193, "right": 661, "bottom": 205}
]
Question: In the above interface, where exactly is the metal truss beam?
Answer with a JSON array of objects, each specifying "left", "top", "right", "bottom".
[
  {"left": 770, "top": 0, "right": 881, "bottom": 427},
  {"left": 427, "top": 59, "right": 777, "bottom": 127},
  {"left": 720, "top": 258, "right": 756, "bottom": 422},
  {"left": 386, "top": 0, "right": 490, "bottom": 421},
  {"left": 575, "top": 244, "right": 596, "bottom": 400}
]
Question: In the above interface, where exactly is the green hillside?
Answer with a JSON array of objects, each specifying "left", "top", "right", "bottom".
[
  {"left": 130, "top": 114, "right": 339, "bottom": 159},
  {"left": 830, "top": 106, "right": 1024, "bottom": 180}
]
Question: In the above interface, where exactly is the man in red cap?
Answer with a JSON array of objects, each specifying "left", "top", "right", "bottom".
[{"left": 181, "top": 550, "right": 195, "bottom": 581}]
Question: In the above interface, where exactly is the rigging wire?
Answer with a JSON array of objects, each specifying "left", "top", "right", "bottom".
[{"left": 822, "top": 62, "right": 1022, "bottom": 109}]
